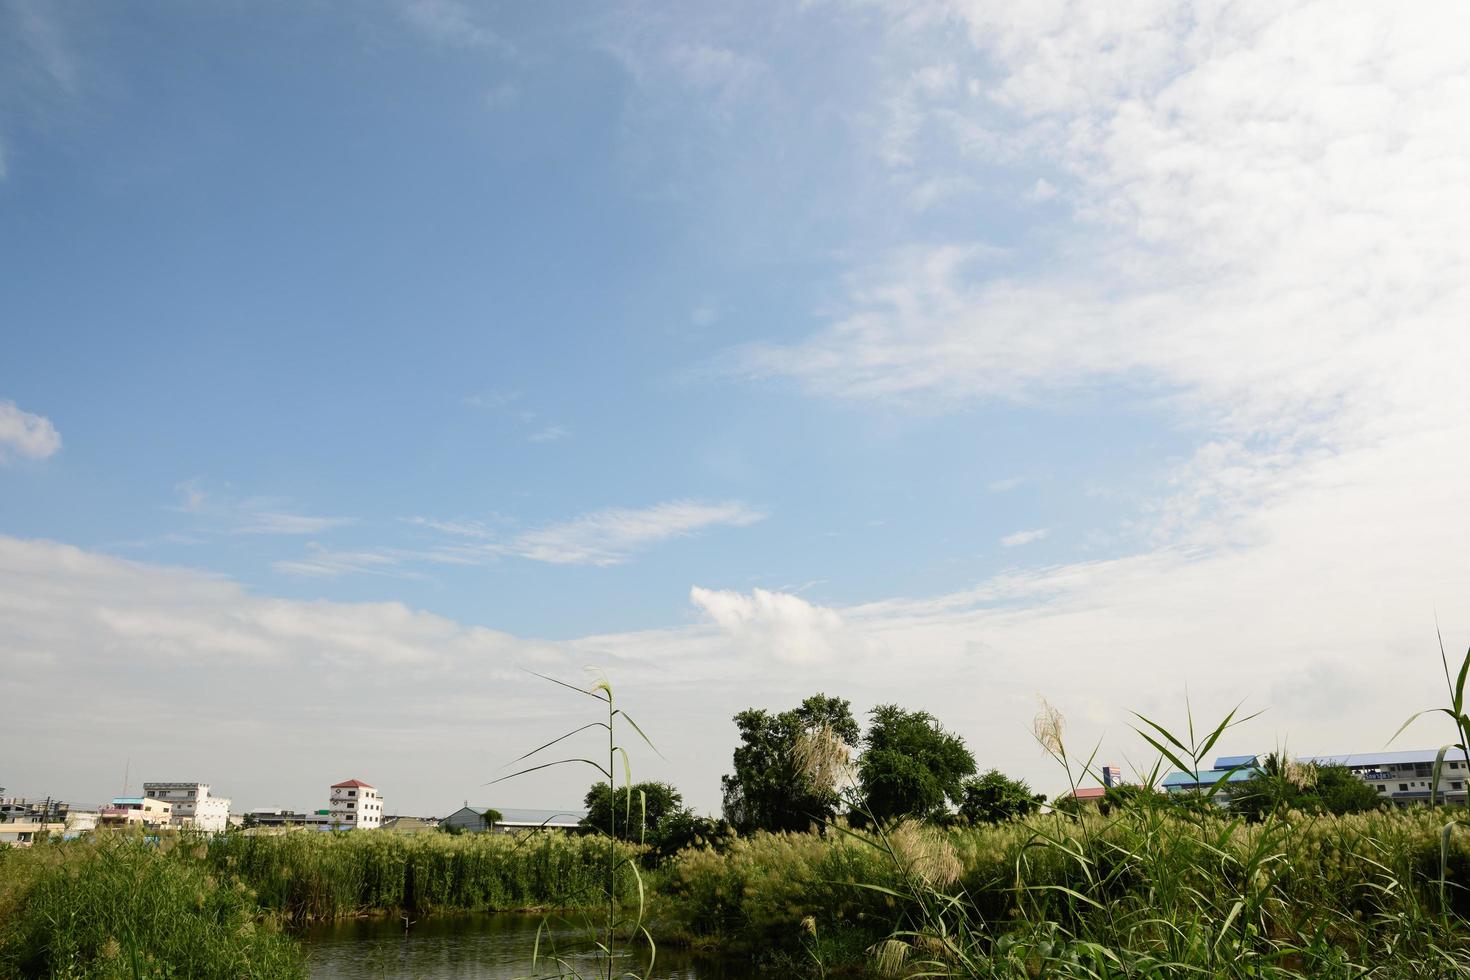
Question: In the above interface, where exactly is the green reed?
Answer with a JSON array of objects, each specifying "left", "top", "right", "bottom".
[{"left": 0, "top": 831, "right": 303, "bottom": 979}]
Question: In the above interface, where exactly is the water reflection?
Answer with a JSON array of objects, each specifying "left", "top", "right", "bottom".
[{"left": 305, "top": 914, "right": 756, "bottom": 980}]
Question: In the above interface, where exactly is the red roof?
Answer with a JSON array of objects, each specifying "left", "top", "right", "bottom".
[
  {"left": 1063, "top": 787, "right": 1107, "bottom": 800},
  {"left": 331, "top": 779, "right": 374, "bottom": 789}
]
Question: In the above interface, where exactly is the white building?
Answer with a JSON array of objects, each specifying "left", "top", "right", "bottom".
[
  {"left": 142, "top": 782, "right": 232, "bottom": 832},
  {"left": 1166, "top": 750, "right": 1470, "bottom": 807},
  {"left": 99, "top": 797, "right": 172, "bottom": 828},
  {"left": 329, "top": 779, "right": 382, "bottom": 829}
]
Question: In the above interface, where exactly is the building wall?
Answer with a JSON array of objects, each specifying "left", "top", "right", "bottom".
[
  {"left": 329, "top": 783, "right": 383, "bottom": 830},
  {"left": 142, "top": 783, "right": 233, "bottom": 832}
]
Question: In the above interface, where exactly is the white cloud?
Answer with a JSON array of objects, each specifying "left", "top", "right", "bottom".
[
  {"left": 690, "top": 585, "right": 850, "bottom": 664},
  {"left": 510, "top": 500, "right": 766, "bottom": 566},
  {"left": 277, "top": 500, "right": 769, "bottom": 577},
  {"left": 1000, "top": 527, "right": 1049, "bottom": 548},
  {"left": 397, "top": 0, "right": 514, "bottom": 55},
  {"left": 666, "top": 44, "right": 766, "bottom": 104},
  {"left": 0, "top": 399, "right": 61, "bottom": 462},
  {"left": 1026, "top": 177, "right": 1057, "bottom": 201},
  {"left": 168, "top": 480, "right": 353, "bottom": 537},
  {"left": 732, "top": 0, "right": 1470, "bottom": 574},
  {"left": 527, "top": 424, "right": 569, "bottom": 443},
  {"left": 236, "top": 513, "right": 356, "bottom": 536}
]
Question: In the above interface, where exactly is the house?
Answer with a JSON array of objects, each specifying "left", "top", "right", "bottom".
[
  {"left": 440, "top": 804, "right": 588, "bottom": 834},
  {"left": 1054, "top": 766, "right": 1124, "bottom": 806},
  {"left": 329, "top": 779, "right": 383, "bottom": 829},
  {"left": 142, "top": 782, "right": 232, "bottom": 832},
  {"left": 0, "top": 821, "right": 53, "bottom": 847},
  {"left": 246, "top": 808, "right": 332, "bottom": 831},
  {"left": 0, "top": 797, "right": 71, "bottom": 823},
  {"left": 99, "top": 797, "right": 172, "bottom": 828}
]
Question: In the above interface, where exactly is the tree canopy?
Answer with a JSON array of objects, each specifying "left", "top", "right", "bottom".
[
  {"left": 720, "top": 693, "right": 860, "bottom": 834},
  {"left": 857, "top": 704, "right": 976, "bottom": 823},
  {"left": 958, "top": 769, "right": 1046, "bottom": 824},
  {"left": 1230, "top": 755, "right": 1384, "bottom": 821},
  {"left": 581, "top": 781, "right": 684, "bottom": 842}
]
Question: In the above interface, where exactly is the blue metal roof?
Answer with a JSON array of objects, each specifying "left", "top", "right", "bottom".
[
  {"left": 1301, "top": 749, "right": 1453, "bottom": 768},
  {"left": 1162, "top": 768, "right": 1256, "bottom": 788},
  {"left": 1212, "top": 749, "right": 1454, "bottom": 771}
]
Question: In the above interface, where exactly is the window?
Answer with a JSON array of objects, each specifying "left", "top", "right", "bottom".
[
  {"left": 1455, "top": 782, "right": 1463, "bottom": 790},
  {"left": 1400, "top": 784, "right": 1409, "bottom": 792},
  {"left": 348, "top": 790, "right": 356, "bottom": 797},
  {"left": 348, "top": 802, "right": 354, "bottom": 809},
  {"left": 1376, "top": 785, "right": 1386, "bottom": 793}
]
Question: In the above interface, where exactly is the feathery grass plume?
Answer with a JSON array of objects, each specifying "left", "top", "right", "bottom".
[
  {"left": 886, "top": 820, "right": 961, "bottom": 889},
  {"left": 1032, "top": 697, "right": 1065, "bottom": 758},
  {"left": 872, "top": 938, "right": 910, "bottom": 977},
  {"left": 793, "top": 721, "right": 856, "bottom": 795},
  {"left": 1283, "top": 758, "right": 1318, "bottom": 791}
]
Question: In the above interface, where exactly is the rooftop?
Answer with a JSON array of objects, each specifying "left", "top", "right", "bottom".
[
  {"left": 331, "top": 779, "right": 374, "bottom": 789},
  {"left": 1213, "top": 749, "right": 1452, "bottom": 770}
]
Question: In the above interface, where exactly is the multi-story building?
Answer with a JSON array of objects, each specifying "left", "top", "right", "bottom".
[
  {"left": 141, "top": 782, "right": 232, "bottom": 832},
  {"left": 328, "top": 779, "right": 382, "bottom": 829},
  {"left": 0, "top": 797, "right": 71, "bottom": 822},
  {"left": 99, "top": 797, "right": 172, "bottom": 828},
  {"left": 1162, "top": 749, "right": 1470, "bottom": 806}
]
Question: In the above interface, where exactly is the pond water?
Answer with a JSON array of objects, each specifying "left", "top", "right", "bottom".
[{"left": 304, "top": 913, "right": 759, "bottom": 980}]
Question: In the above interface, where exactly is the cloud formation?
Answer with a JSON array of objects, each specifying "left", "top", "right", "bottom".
[
  {"left": 512, "top": 500, "right": 766, "bottom": 566},
  {"left": 0, "top": 399, "right": 61, "bottom": 463},
  {"left": 1000, "top": 528, "right": 1049, "bottom": 548},
  {"left": 690, "top": 585, "right": 849, "bottom": 663}
]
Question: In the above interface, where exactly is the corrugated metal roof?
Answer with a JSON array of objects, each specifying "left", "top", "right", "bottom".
[
  {"left": 1162, "top": 768, "right": 1256, "bottom": 787},
  {"left": 452, "top": 805, "right": 587, "bottom": 826},
  {"left": 1301, "top": 750, "right": 1453, "bottom": 768},
  {"left": 1212, "top": 749, "right": 1451, "bottom": 770}
]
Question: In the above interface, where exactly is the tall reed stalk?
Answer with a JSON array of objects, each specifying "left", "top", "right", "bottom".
[{"left": 494, "top": 670, "right": 658, "bottom": 980}]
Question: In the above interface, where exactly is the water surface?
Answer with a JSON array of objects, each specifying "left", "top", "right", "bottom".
[{"left": 305, "top": 913, "right": 757, "bottom": 979}]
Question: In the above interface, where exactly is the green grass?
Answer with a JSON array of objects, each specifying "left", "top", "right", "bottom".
[
  {"left": 650, "top": 807, "right": 1470, "bottom": 976},
  {"left": 0, "top": 832, "right": 303, "bottom": 979},
  {"left": 207, "top": 825, "right": 639, "bottom": 923}
]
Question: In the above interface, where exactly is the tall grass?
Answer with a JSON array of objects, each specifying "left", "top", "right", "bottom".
[
  {"left": 208, "top": 828, "right": 637, "bottom": 924},
  {"left": 652, "top": 807, "right": 1470, "bottom": 975},
  {"left": 492, "top": 670, "right": 661, "bottom": 979},
  {"left": 0, "top": 832, "right": 304, "bottom": 979}
]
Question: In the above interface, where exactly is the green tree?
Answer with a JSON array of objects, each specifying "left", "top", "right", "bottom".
[
  {"left": 1099, "top": 783, "right": 1170, "bottom": 815},
  {"left": 958, "top": 769, "right": 1045, "bottom": 824},
  {"left": 857, "top": 704, "right": 976, "bottom": 823},
  {"left": 481, "top": 807, "right": 502, "bottom": 831},
  {"left": 1302, "top": 764, "right": 1383, "bottom": 815},
  {"left": 721, "top": 693, "right": 860, "bottom": 833},
  {"left": 581, "top": 781, "right": 684, "bottom": 842},
  {"left": 1230, "top": 755, "right": 1384, "bottom": 820}
]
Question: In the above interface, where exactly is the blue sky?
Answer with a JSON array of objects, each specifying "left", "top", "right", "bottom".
[{"left": 4, "top": 1, "right": 1470, "bottom": 815}]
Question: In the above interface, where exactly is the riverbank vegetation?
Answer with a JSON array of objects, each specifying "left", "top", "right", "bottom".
[
  {"left": 6, "top": 807, "right": 1470, "bottom": 977},
  {"left": 0, "top": 833, "right": 304, "bottom": 979},
  {"left": 8, "top": 643, "right": 1470, "bottom": 978}
]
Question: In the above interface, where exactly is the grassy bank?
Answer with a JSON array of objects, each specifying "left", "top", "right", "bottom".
[
  {"left": 0, "top": 833, "right": 304, "bottom": 979},
  {"left": 7, "top": 810, "right": 1470, "bottom": 977},
  {"left": 651, "top": 806, "right": 1470, "bottom": 975}
]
